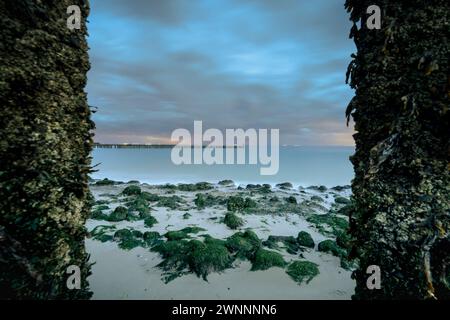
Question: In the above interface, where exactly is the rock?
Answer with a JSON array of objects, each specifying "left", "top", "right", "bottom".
[
  {"left": 297, "top": 231, "right": 315, "bottom": 248},
  {"left": 108, "top": 206, "right": 128, "bottom": 221},
  {"left": 250, "top": 249, "right": 286, "bottom": 271},
  {"left": 286, "top": 261, "right": 319, "bottom": 285},
  {"left": 223, "top": 212, "right": 244, "bottom": 230},
  {"left": 276, "top": 182, "right": 293, "bottom": 189},
  {"left": 122, "top": 185, "right": 142, "bottom": 196}
]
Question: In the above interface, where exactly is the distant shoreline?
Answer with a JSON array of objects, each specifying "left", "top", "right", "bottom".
[{"left": 93, "top": 143, "right": 243, "bottom": 149}]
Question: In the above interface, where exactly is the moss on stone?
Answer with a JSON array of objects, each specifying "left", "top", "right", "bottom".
[
  {"left": 306, "top": 213, "right": 348, "bottom": 237},
  {"left": 225, "top": 230, "right": 262, "bottom": 260},
  {"left": 144, "top": 215, "right": 158, "bottom": 228},
  {"left": 297, "top": 231, "right": 315, "bottom": 248},
  {"left": 152, "top": 237, "right": 233, "bottom": 283},
  {"left": 122, "top": 185, "right": 141, "bottom": 196},
  {"left": 250, "top": 249, "right": 286, "bottom": 271},
  {"left": 263, "top": 236, "right": 300, "bottom": 254},
  {"left": 223, "top": 212, "right": 244, "bottom": 230},
  {"left": 286, "top": 261, "right": 319, "bottom": 284},
  {"left": 108, "top": 206, "right": 128, "bottom": 222},
  {"left": 95, "top": 178, "right": 117, "bottom": 186}
]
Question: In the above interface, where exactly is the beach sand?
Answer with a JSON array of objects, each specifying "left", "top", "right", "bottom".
[{"left": 86, "top": 181, "right": 355, "bottom": 299}]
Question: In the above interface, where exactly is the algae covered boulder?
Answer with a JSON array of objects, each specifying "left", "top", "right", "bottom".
[
  {"left": 108, "top": 206, "right": 128, "bottom": 222},
  {"left": 223, "top": 212, "right": 244, "bottom": 230},
  {"left": 251, "top": 249, "right": 286, "bottom": 271},
  {"left": 152, "top": 237, "right": 233, "bottom": 283},
  {"left": 226, "top": 230, "right": 262, "bottom": 260},
  {"left": 122, "top": 185, "right": 142, "bottom": 196},
  {"left": 286, "top": 261, "right": 319, "bottom": 285},
  {"left": 144, "top": 215, "right": 158, "bottom": 228},
  {"left": 297, "top": 231, "right": 315, "bottom": 248}
]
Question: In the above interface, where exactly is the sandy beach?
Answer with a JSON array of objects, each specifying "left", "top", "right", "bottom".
[{"left": 86, "top": 180, "right": 355, "bottom": 299}]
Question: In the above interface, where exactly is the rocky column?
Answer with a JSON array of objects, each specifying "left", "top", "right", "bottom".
[
  {"left": 345, "top": 0, "right": 450, "bottom": 299},
  {"left": 0, "top": 0, "right": 93, "bottom": 299}
]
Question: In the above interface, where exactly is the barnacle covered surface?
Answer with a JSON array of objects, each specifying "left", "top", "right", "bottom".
[
  {"left": 0, "top": 0, "right": 93, "bottom": 299},
  {"left": 345, "top": 0, "right": 450, "bottom": 299}
]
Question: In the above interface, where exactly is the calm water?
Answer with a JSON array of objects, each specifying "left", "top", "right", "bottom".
[{"left": 91, "top": 146, "right": 354, "bottom": 187}]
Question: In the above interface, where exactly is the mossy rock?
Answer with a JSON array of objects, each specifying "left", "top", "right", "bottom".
[
  {"left": 152, "top": 237, "right": 233, "bottom": 283},
  {"left": 95, "top": 200, "right": 109, "bottom": 205},
  {"left": 143, "top": 231, "right": 161, "bottom": 246},
  {"left": 140, "top": 192, "right": 160, "bottom": 202},
  {"left": 297, "top": 231, "right": 315, "bottom": 248},
  {"left": 223, "top": 212, "right": 244, "bottom": 230},
  {"left": 276, "top": 182, "right": 293, "bottom": 189},
  {"left": 218, "top": 180, "right": 234, "bottom": 186},
  {"left": 157, "top": 195, "right": 183, "bottom": 210},
  {"left": 227, "top": 196, "right": 257, "bottom": 213},
  {"left": 225, "top": 230, "right": 261, "bottom": 260},
  {"left": 263, "top": 236, "right": 300, "bottom": 254},
  {"left": 127, "top": 180, "right": 140, "bottom": 184},
  {"left": 113, "top": 228, "right": 144, "bottom": 250},
  {"left": 285, "top": 196, "right": 297, "bottom": 204},
  {"left": 126, "top": 195, "right": 150, "bottom": 217},
  {"left": 251, "top": 249, "right": 286, "bottom": 271},
  {"left": 307, "top": 185, "right": 327, "bottom": 192},
  {"left": 122, "top": 185, "right": 142, "bottom": 196},
  {"left": 95, "top": 178, "right": 117, "bottom": 186},
  {"left": 318, "top": 240, "right": 346, "bottom": 257},
  {"left": 194, "top": 193, "right": 225, "bottom": 209},
  {"left": 183, "top": 212, "right": 192, "bottom": 219},
  {"left": 188, "top": 240, "right": 234, "bottom": 280},
  {"left": 90, "top": 225, "right": 116, "bottom": 242},
  {"left": 177, "top": 182, "right": 214, "bottom": 192},
  {"left": 95, "top": 204, "right": 109, "bottom": 211},
  {"left": 310, "top": 195, "right": 323, "bottom": 202},
  {"left": 144, "top": 215, "right": 158, "bottom": 228},
  {"left": 334, "top": 196, "right": 351, "bottom": 205},
  {"left": 164, "top": 226, "right": 206, "bottom": 241},
  {"left": 90, "top": 208, "right": 109, "bottom": 220},
  {"left": 108, "top": 206, "right": 128, "bottom": 222},
  {"left": 306, "top": 214, "right": 349, "bottom": 237},
  {"left": 286, "top": 261, "right": 319, "bottom": 284}
]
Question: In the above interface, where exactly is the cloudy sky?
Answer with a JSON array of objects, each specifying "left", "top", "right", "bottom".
[{"left": 87, "top": 0, "right": 356, "bottom": 146}]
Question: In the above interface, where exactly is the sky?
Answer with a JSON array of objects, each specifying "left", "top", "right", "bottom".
[{"left": 87, "top": 0, "right": 356, "bottom": 146}]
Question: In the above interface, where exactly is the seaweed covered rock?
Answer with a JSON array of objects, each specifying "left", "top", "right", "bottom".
[
  {"left": 251, "top": 249, "right": 286, "bottom": 271},
  {"left": 108, "top": 206, "right": 128, "bottom": 222},
  {"left": 164, "top": 227, "right": 206, "bottom": 241},
  {"left": 95, "top": 178, "right": 117, "bottom": 186},
  {"left": 263, "top": 236, "right": 300, "bottom": 254},
  {"left": 223, "top": 212, "right": 244, "bottom": 230},
  {"left": 152, "top": 237, "right": 233, "bottom": 282},
  {"left": 144, "top": 215, "right": 158, "bottom": 228},
  {"left": 113, "top": 229, "right": 142, "bottom": 250},
  {"left": 286, "top": 261, "right": 319, "bottom": 285},
  {"left": 0, "top": 0, "right": 93, "bottom": 298},
  {"left": 227, "top": 196, "right": 257, "bottom": 213},
  {"left": 218, "top": 180, "right": 234, "bottom": 186},
  {"left": 225, "top": 230, "right": 262, "bottom": 260},
  {"left": 276, "top": 182, "right": 293, "bottom": 189},
  {"left": 345, "top": 0, "right": 450, "bottom": 299},
  {"left": 122, "top": 185, "right": 141, "bottom": 196},
  {"left": 297, "top": 231, "right": 315, "bottom": 248},
  {"left": 285, "top": 196, "right": 297, "bottom": 204}
]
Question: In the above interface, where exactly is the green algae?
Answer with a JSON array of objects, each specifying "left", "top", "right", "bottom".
[
  {"left": 297, "top": 231, "right": 315, "bottom": 248},
  {"left": 223, "top": 212, "right": 244, "bottom": 230},
  {"left": 286, "top": 261, "right": 319, "bottom": 284},
  {"left": 250, "top": 249, "right": 286, "bottom": 271}
]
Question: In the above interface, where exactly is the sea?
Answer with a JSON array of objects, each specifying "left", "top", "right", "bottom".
[{"left": 91, "top": 146, "right": 354, "bottom": 188}]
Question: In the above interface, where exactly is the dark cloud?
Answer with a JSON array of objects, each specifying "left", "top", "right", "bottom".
[{"left": 87, "top": 0, "right": 355, "bottom": 145}]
